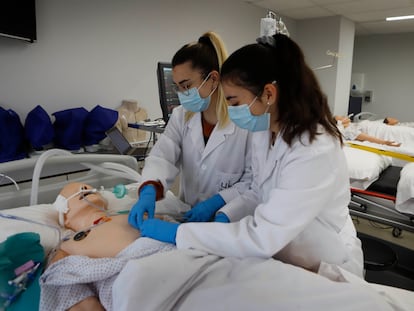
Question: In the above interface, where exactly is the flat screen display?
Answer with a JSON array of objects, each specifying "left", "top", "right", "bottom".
[
  {"left": 157, "top": 62, "right": 180, "bottom": 123},
  {"left": 0, "top": 0, "right": 37, "bottom": 42}
]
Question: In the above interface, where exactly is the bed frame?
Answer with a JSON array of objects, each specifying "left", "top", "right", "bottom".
[
  {"left": 349, "top": 165, "right": 414, "bottom": 237},
  {"left": 0, "top": 149, "right": 140, "bottom": 210}
]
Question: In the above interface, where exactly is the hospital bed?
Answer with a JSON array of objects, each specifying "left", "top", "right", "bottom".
[
  {"left": 1, "top": 149, "right": 414, "bottom": 310},
  {"left": 0, "top": 149, "right": 141, "bottom": 210},
  {"left": 353, "top": 111, "right": 379, "bottom": 122},
  {"left": 344, "top": 142, "right": 414, "bottom": 237}
]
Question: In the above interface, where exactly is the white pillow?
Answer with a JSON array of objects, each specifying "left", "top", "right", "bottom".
[
  {"left": 343, "top": 146, "right": 391, "bottom": 183},
  {"left": 0, "top": 204, "right": 65, "bottom": 256},
  {"left": 0, "top": 189, "right": 137, "bottom": 257}
]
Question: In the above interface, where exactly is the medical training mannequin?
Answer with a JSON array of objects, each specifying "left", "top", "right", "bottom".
[
  {"left": 384, "top": 116, "right": 414, "bottom": 128},
  {"left": 43, "top": 182, "right": 172, "bottom": 311},
  {"left": 128, "top": 31, "right": 257, "bottom": 230},
  {"left": 335, "top": 115, "right": 401, "bottom": 146},
  {"left": 116, "top": 99, "right": 148, "bottom": 143},
  {"left": 49, "top": 182, "right": 140, "bottom": 263},
  {"left": 140, "top": 33, "right": 365, "bottom": 278}
]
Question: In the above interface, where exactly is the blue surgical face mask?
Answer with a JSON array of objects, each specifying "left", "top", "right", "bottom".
[
  {"left": 228, "top": 97, "right": 270, "bottom": 132},
  {"left": 177, "top": 73, "right": 216, "bottom": 112}
]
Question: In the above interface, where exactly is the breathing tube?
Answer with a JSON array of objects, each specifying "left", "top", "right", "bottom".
[
  {"left": 0, "top": 174, "right": 19, "bottom": 191},
  {"left": 30, "top": 149, "right": 142, "bottom": 206},
  {"left": 30, "top": 149, "right": 73, "bottom": 206}
]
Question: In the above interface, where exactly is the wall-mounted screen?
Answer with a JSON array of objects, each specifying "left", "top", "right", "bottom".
[
  {"left": 157, "top": 62, "right": 180, "bottom": 123},
  {"left": 0, "top": 0, "right": 37, "bottom": 42}
]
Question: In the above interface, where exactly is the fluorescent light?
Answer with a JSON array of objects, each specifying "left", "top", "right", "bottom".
[{"left": 386, "top": 15, "right": 414, "bottom": 21}]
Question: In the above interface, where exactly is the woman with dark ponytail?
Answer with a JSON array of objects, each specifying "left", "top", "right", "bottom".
[
  {"left": 141, "top": 33, "right": 364, "bottom": 278},
  {"left": 129, "top": 32, "right": 257, "bottom": 230}
]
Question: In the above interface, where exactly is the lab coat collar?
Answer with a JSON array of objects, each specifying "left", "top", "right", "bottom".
[
  {"left": 256, "top": 130, "right": 287, "bottom": 186},
  {"left": 203, "top": 120, "right": 235, "bottom": 160},
  {"left": 187, "top": 113, "right": 236, "bottom": 161},
  {"left": 187, "top": 113, "right": 205, "bottom": 157}
]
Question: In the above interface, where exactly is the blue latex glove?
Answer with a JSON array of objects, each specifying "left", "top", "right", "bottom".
[
  {"left": 128, "top": 185, "right": 156, "bottom": 229},
  {"left": 214, "top": 213, "right": 230, "bottom": 223},
  {"left": 184, "top": 194, "right": 225, "bottom": 222},
  {"left": 141, "top": 219, "right": 179, "bottom": 244}
]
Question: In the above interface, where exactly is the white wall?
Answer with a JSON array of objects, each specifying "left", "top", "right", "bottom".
[
  {"left": 335, "top": 17, "right": 355, "bottom": 116},
  {"left": 0, "top": 0, "right": 266, "bottom": 120},
  {"left": 295, "top": 16, "right": 354, "bottom": 115},
  {"left": 352, "top": 33, "right": 414, "bottom": 122}
]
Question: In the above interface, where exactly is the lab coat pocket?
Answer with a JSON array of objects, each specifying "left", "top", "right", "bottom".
[{"left": 216, "top": 171, "right": 243, "bottom": 192}]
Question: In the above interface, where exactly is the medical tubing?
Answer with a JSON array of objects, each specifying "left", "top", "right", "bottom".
[
  {"left": 80, "top": 162, "right": 142, "bottom": 182},
  {"left": 112, "top": 183, "right": 128, "bottom": 198},
  {"left": 30, "top": 149, "right": 72, "bottom": 206},
  {"left": 100, "top": 162, "right": 142, "bottom": 181},
  {"left": 82, "top": 196, "right": 109, "bottom": 214},
  {"left": 0, "top": 173, "right": 19, "bottom": 190},
  {"left": 31, "top": 149, "right": 141, "bottom": 206},
  {"left": 0, "top": 212, "right": 62, "bottom": 245}
]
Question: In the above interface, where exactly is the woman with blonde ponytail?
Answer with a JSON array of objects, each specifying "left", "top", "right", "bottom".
[{"left": 128, "top": 32, "right": 257, "bottom": 230}]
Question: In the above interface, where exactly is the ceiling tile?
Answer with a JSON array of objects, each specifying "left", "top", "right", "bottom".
[
  {"left": 347, "top": 7, "right": 414, "bottom": 22},
  {"left": 253, "top": 0, "right": 314, "bottom": 11},
  {"left": 359, "top": 19, "right": 414, "bottom": 34},
  {"left": 279, "top": 7, "right": 336, "bottom": 19},
  {"left": 325, "top": 0, "right": 413, "bottom": 15},
  {"left": 242, "top": 0, "right": 414, "bottom": 34}
]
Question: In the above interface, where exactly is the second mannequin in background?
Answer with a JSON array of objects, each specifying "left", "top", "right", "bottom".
[{"left": 116, "top": 99, "right": 148, "bottom": 143}]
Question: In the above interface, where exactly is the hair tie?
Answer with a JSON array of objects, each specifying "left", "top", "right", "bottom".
[
  {"left": 256, "top": 36, "right": 277, "bottom": 49},
  {"left": 198, "top": 35, "right": 212, "bottom": 46}
]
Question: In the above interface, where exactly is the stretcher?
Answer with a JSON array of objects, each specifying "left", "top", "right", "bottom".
[{"left": 345, "top": 142, "right": 414, "bottom": 237}]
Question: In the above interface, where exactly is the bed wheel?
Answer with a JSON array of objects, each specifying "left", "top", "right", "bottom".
[{"left": 392, "top": 227, "right": 402, "bottom": 238}]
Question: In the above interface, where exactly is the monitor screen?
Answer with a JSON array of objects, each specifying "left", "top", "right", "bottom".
[
  {"left": 0, "top": 0, "right": 37, "bottom": 42},
  {"left": 157, "top": 62, "right": 180, "bottom": 123}
]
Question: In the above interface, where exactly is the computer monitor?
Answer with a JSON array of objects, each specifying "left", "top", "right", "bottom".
[{"left": 157, "top": 62, "right": 180, "bottom": 123}]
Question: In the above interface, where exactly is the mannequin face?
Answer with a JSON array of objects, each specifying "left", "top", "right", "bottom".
[
  {"left": 335, "top": 116, "right": 351, "bottom": 128},
  {"left": 60, "top": 182, "right": 108, "bottom": 226}
]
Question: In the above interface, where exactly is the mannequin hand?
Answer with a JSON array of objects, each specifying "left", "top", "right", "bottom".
[
  {"left": 128, "top": 185, "right": 156, "bottom": 229},
  {"left": 214, "top": 213, "right": 230, "bottom": 223},
  {"left": 184, "top": 194, "right": 225, "bottom": 222},
  {"left": 141, "top": 219, "right": 179, "bottom": 244},
  {"left": 384, "top": 141, "right": 401, "bottom": 147}
]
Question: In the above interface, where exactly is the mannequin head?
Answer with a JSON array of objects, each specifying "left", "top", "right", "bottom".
[
  {"left": 54, "top": 182, "right": 108, "bottom": 229},
  {"left": 334, "top": 115, "right": 351, "bottom": 128},
  {"left": 121, "top": 100, "right": 139, "bottom": 112}
]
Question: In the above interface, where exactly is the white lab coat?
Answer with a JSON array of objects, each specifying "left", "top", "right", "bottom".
[
  {"left": 176, "top": 127, "right": 364, "bottom": 277},
  {"left": 141, "top": 106, "right": 258, "bottom": 221}
]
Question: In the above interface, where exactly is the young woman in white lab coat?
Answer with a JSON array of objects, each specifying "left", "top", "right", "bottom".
[
  {"left": 128, "top": 32, "right": 257, "bottom": 229},
  {"left": 140, "top": 33, "right": 364, "bottom": 278}
]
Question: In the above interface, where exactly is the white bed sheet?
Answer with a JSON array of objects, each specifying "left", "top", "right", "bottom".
[
  {"left": 113, "top": 248, "right": 414, "bottom": 311},
  {"left": 396, "top": 163, "right": 414, "bottom": 214},
  {"left": 357, "top": 120, "right": 414, "bottom": 151},
  {"left": 2, "top": 184, "right": 414, "bottom": 310},
  {"left": 343, "top": 144, "right": 392, "bottom": 190}
]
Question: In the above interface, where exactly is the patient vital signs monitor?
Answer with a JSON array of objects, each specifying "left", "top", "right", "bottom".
[{"left": 157, "top": 62, "right": 180, "bottom": 123}]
